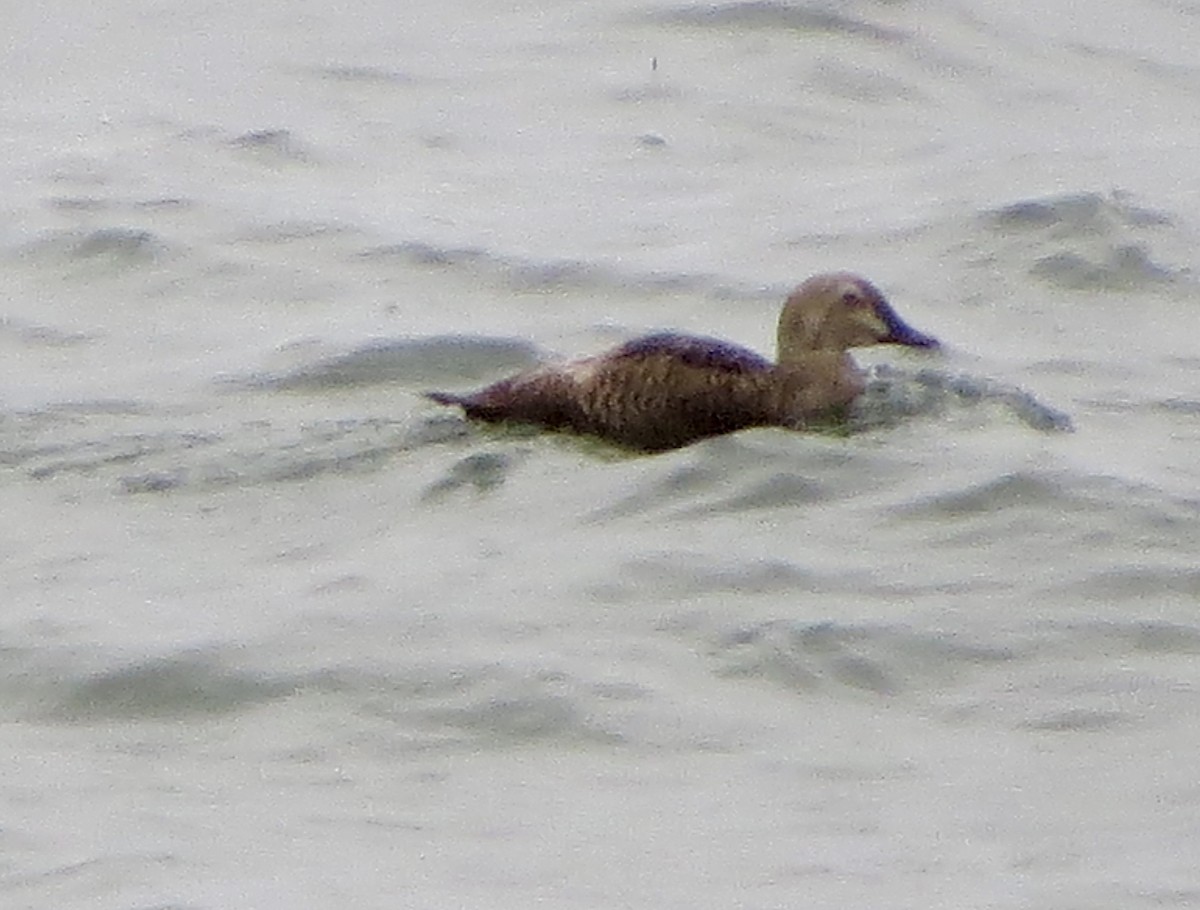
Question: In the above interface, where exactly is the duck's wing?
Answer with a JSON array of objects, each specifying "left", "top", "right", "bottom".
[{"left": 610, "top": 333, "right": 773, "bottom": 374}]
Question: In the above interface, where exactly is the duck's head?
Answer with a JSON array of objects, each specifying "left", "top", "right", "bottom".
[{"left": 776, "top": 272, "right": 938, "bottom": 364}]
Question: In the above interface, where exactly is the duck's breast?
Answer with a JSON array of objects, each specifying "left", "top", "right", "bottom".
[{"left": 773, "top": 353, "right": 866, "bottom": 421}]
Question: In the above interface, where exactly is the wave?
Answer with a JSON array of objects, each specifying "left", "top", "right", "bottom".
[
  {"left": 892, "top": 467, "right": 1199, "bottom": 527},
  {"left": 1028, "top": 246, "right": 1182, "bottom": 292},
  {"left": 14, "top": 227, "right": 172, "bottom": 269},
  {"left": 978, "top": 191, "right": 1190, "bottom": 291},
  {"left": 247, "top": 335, "right": 542, "bottom": 391},
  {"left": 306, "top": 64, "right": 418, "bottom": 87},
  {"left": 584, "top": 438, "right": 842, "bottom": 522},
  {"left": 1, "top": 404, "right": 470, "bottom": 493},
  {"left": 12, "top": 646, "right": 628, "bottom": 750},
  {"left": 707, "top": 620, "right": 1014, "bottom": 696},
  {"left": 228, "top": 128, "right": 316, "bottom": 164},
  {"left": 588, "top": 550, "right": 818, "bottom": 605},
  {"left": 647, "top": 2, "right": 906, "bottom": 42},
  {"left": 0, "top": 316, "right": 94, "bottom": 348},
  {"left": 695, "top": 616, "right": 1200, "bottom": 734},
  {"left": 853, "top": 365, "right": 1073, "bottom": 432},
  {"left": 355, "top": 240, "right": 740, "bottom": 297},
  {"left": 10, "top": 608, "right": 1200, "bottom": 749},
  {"left": 35, "top": 651, "right": 302, "bottom": 722},
  {"left": 985, "top": 192, "right": 1173, "bottom": 234}
]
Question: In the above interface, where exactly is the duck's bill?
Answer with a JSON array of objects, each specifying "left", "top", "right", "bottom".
[{"left": 878, "top": 303, "right": 939, "bottom": 348}]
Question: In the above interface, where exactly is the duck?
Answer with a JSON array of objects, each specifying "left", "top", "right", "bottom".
[{"left": 425, "top": 272, "right": 938, "bottom": 451}]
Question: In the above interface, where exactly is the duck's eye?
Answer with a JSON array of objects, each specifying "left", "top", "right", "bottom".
[{"left": 841, "top": 290, "right": 865, "bottom": 308}]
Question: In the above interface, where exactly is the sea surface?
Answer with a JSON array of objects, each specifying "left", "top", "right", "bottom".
[{"left": 4, "top": 1, "right": 1200, "bottom": 907}]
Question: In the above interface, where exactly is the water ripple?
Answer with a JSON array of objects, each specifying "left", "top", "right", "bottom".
[
  {"left": 649, "top": 2, "right": 907, "bottom": 42},
  {"left": 708, "top": 621, "right": 1014, "bottom": 697},
  {"left": 854, "top": 365, "right": 1073, "bottom": 431},
  {"left": 250, "top": 336, "right": 541, "bottom": 391},
  {"left": 980, "top": 191, "right": 1188, "bottom": 291}
]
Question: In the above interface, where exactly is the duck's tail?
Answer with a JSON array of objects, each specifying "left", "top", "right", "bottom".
[{"left": 425, "top": 390, "right": 468, "bottom": 408}]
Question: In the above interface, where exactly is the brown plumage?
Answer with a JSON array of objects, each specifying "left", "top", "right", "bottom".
[{"left": 426, "top": 272, "right": 938, "bottom": 451}]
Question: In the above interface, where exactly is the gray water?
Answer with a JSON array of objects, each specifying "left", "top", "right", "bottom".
[{"left": 4, "top": 1, "right": 1200, "bottom": 908}]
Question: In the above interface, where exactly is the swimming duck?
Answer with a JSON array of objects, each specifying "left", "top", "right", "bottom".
[{"left": 426, "top": 272, "right": 938, "bottom": 451}]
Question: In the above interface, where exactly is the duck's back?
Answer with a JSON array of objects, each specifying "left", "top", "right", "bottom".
[{"left": 609, "top": 333, "right": 774, "bottom": 375}]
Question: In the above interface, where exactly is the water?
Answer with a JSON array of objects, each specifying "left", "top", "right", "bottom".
[{"left": 4, "top": 1, "right": 1200, "bottom": 907}]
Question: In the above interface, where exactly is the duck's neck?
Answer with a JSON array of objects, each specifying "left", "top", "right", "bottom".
[
  {"left": 776, "top": 333, "right": 829, "bottom": 367},
  {"left": 775, "top": 306, "right": 835, "bottom": 366}
]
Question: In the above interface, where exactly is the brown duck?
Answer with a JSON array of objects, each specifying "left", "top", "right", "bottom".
[{"left": 426, "top": 272, "right": 938, "bottom": 451}]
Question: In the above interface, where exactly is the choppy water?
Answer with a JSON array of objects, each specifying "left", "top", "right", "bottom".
[{"left": 4, "top": 1, "right": 1200, "bottom": 908}]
